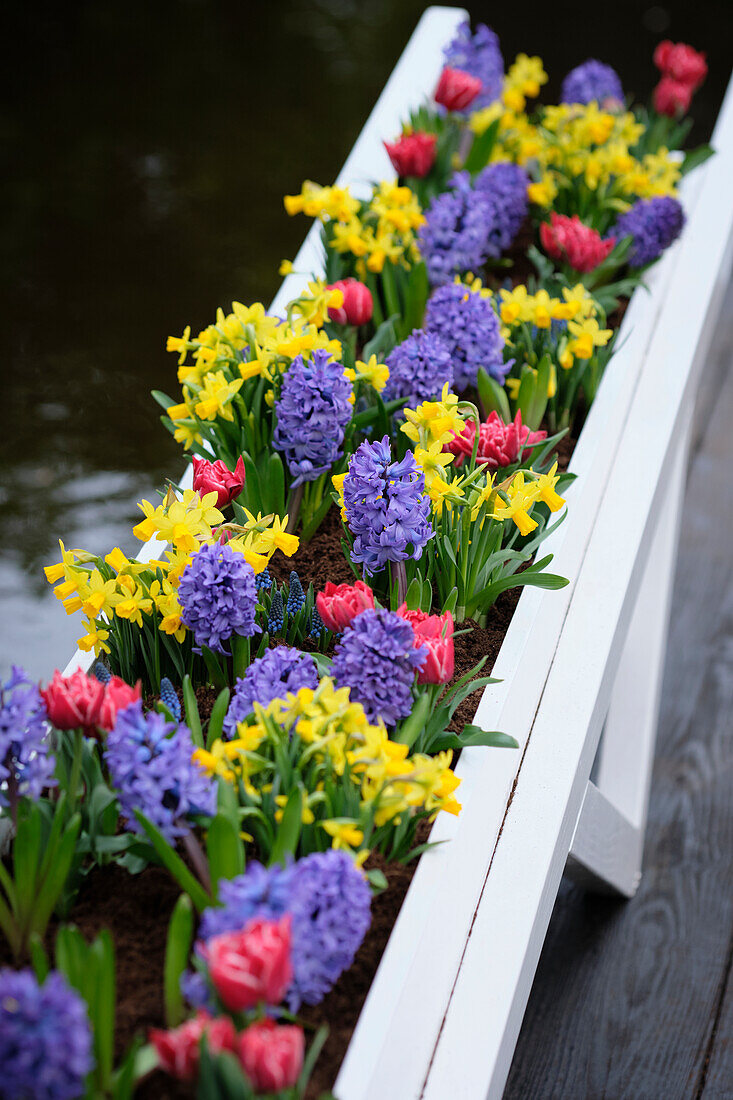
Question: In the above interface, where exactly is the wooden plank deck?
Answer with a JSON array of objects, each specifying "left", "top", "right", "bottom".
[{"left": 502, "top": 280, "right": 733, "bottom": 1100}]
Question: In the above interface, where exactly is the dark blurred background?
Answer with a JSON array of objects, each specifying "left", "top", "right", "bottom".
[{"left": 2, "top": 0, "right": 730, "bottom": 679}]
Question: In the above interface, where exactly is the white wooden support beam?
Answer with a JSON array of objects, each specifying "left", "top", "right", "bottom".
[{"left": 566, "top": 404, "right": 693, "bottom": 896}]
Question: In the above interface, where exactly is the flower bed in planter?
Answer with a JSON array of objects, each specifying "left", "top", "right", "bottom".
[{"left": 4, "top": 8, "right": 730, "bottom": 1100}]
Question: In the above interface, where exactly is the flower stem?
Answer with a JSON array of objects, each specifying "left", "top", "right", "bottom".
[{"left": 183, "top": 829, "right": 211, "bottom": 895}]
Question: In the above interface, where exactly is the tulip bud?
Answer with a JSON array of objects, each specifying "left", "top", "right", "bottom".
[
  {"left": 205, "top": 916, "right": 292, "bottom": 1012},
  {"left": 150, "top": 1012, "right": 237, "bottom": 1081},
  {"left": 539, "top": 212, "right": 615, "bottom": 274},
  {"left": 192, "top": 455, "right": 246, "bottom": 509},
  {"left": 238, "top": 1020, "right": 305, "bottom": 1093},
  {"left": 653, "top": 76, "right": 693, "bottom": 118},
  {"left": 326, "top": 278, "right": 373, "bottom": 326},
  {"left": 316, "top": 580, "right": 375, "bottom": 633},
  {"left": 384, "top": 131, "right": 437, "bottom": 178},
  {"left": 98, "top": 676, "right": 142, "bottom": 732},
  {"left": 41, "top": 669, "right": 105, "bottom": 737},
  {"left": 434, "top": 66, "right": 483, "bottom": 111},
  {"left": 653, "top": 41, "right": 707, "bottom": 90},
  {"left": 396, "top": 605, "right": 455, "bottom": 685}
]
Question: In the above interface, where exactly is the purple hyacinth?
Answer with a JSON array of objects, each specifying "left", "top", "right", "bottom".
[
  {"left": 223, "top": 647, "right": 319, "bottom": 737},
  {"left": 560, "top": 60, "right": 624, "bottom": 106},
  {"left": 199, "top": 850, "right": 371, "bottom": 1009},
  {"left": 424, "top": 281, "right": 508, "bottom": 389},
  {"left": 0, "top": 666, "right": 55, "bottom": 808},
  {"left": 611, "top": 196, "right": 685, "bottom": 267},
  {"left": 331, "top": 609, "right": 427, "bottom": 726},
  {"left": 474, "top": 161, "right": 530, "bottom": 257},
  {"left": 0, "top": 968, "right": 94, "bottom": 1100},
  {"left": 104, "top": 701, "right": 216, "bottom": 843},
  {"left": 342, "top": 436, "right": 433, "bottom": 576},
  {"left": 384, "top": 329, "right": 453, "bottom": 406},
  {"left": 178, "top": 542, "right": 259, "bottom": 655},
  {"left": 444, "top": 20, "right": 504, "bottom": 109},
  {"left": 273, "top": 349, "right": 353, "bottom": 486},
  {"left": 418, "top": 172, "right": 495, "bottom": 285}
]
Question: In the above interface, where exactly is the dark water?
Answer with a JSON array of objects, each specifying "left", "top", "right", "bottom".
[{"left": 2, "top": 1, "right": 729, "bottom": 679}]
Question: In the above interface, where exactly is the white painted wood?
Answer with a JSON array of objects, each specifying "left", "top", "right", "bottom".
[
  {"left": 566, "top": 780, "right": 642, "bottom": 897},
  {"left": 334, "top": 101, "right": 712, "bottom": 1100},
  {"left": 62, "top": 4, "right": 468, "bottom": 678},
  {"left": 567, "top": 404, "right": 693, "bottom": 896},
  {"left": 419, "top": 76, "right": 733, "bottom": 1100}
]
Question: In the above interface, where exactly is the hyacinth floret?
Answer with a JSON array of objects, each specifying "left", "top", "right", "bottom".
[
  {"left": 0, "top": 968, "right": 94, "bottom": 1100},
  {"left": 159, "top": 677, "right": 181, "bottom": 721},
  {"left": 444, "top": 20, "right": 504, "bottom": 109},
  {"left": 384, "top": 329, "right": 453, "bottom": 406},
  {"left": 273, "top": 350, "right": 353, "bottom": 486},
  {"left": 223, "top": 647, "right": 319, "bottom": 737},
  {"left": 0, "top": 666, "right": 55, "bottom": 808},
  {"left": 418, "top": 172, "right": 495, "bottom": 285},
  {"left": 178, "top": 542, "right": 259, "bottom": 655},
  {"left": 199, "top": 851, "right": 371, "bottom": 1009},
  {"left": 560, "top": 59, "right": 624, "bottom": 105},
  {"left": 286, "top": 571, "right": 306, "bottom": 616},
  {"left": 105, "top": 701, "right": 216, "bottom": 842},
  {"left": 611, "top": 195, "right": 685, "bottom": 267},
  {"left": 331, "top": 609, "right": 427, "bottom": 726},
  {"left": 268, "top": 588, "right": 285, "bottom": 635},
  {"left": 342, "top": 436, "right": 433, "bottom": 575},
  {"left": 474, "top": 162, "right": 530, "bottom": 257},
  {"left": 424, "top": 281, "right": 508, "bottom": 389}
]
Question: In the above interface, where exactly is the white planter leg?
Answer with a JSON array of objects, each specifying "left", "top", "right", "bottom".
[{"left": 566, "top": 405, "right": 693, "bottom": 896}]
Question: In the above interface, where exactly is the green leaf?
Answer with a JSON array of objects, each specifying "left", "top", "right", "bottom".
[
  {"left": 28, "top": 934, "right": 50, "bottom": 983},
  {"left": 478, "top": 367, "right": 511, "bottom": 422},
  {"left": 393, "top": 692, "right": 431, "bottom": 749},
  {"left": 680, "top": 142, "right": 715, "bottom": 176},
  {"left": 464, "top": 118, "right": 499, "bottom": 173},
  {"left": 430, "top": 727, "right": 519, "bottom": 752},
  {"left": 268, "top": 788, "right": 303, "bottom": 867},
  {"left": 206, "top": 813, "right": 244, "bottom": 891},
  {"left": 32, "top": 813, "right": 81, "bottom": 937},
  {"left": 364, "top": 868, "right": 388, "bottom": 892},
  {"left": 207, "top": 688, "right": 231, "bottom": 749},
  {"left": 133, "top": 812, "right": 211, "bottom": 912},
  {"left": 164, "top": 894, "right": 194, "bottom": 1027},
  {"left": 151, "top": 389, "right": 179, "bottom": 412},
  {"left": 93, "top": 930, "right": 116, "bottom": 1090},
  {"left": 182, "top": 676, "right": 204, "bottom": 748}
]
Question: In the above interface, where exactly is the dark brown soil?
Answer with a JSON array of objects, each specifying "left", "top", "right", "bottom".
[{"left": 270, "top": 506, "right": 356, "bottom": 590}]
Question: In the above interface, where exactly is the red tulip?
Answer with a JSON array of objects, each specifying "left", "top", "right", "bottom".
[
  {"left": 384, "top": 131, "right": 437, "bottom": 178},
  {"left": 327, "top": 278, "right": 373, "bottom": 326},
  {"left": 41, "top": 669, "right": 104, "bottom": 736},
  {"left": 205, "top": 916, "right": 292, "bottom": 1012},
  {"left": 98, "top": 676, "right": 142, "bottom": 732},
  {"left": 653, "top": 76, "right": 694, "bottom": 118},
  {"left": 540, "top": 212, "right": 615, "bottom": 274},
  {"left": 150, "top": 1011, "right": 237, "bottom": 1081},
  {"left": 653, "top": 41, "right": 707, "bottom": 90},
  {"left": 446, "top": 411, "right": 547, "bottom": 470},
  {"left": 397, "top": 605, "right": 454, "bottom": 685},
  {"left": 238, "top": 1019, "right": 304, "bottom": 1093},
  {"left": 192, "top": 455, "right": 246, "bottom": 508},
  {"left": 434, "top": 66, "right": 483, "bottom": 111},
  {"left": 316, "top": 580, "right": 375, "bottom": 633}
]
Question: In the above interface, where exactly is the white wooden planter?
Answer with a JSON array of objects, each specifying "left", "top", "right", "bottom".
[{"left": 61, "top": 8, "right": 733, "bottom": 1098}]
